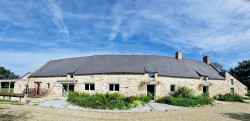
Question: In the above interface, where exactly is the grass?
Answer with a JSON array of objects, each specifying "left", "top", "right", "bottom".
[
  {"left": 0, "top": 88, "right": 14, "bottom": 93},
  {"left": 0, "top": 99, "right": 19, "bottom": 103},
  {"left": 67, "top": 92, "right": 152, "bottom": 110},
  {"left": 246, "top": 90, "right": 250, "bottom": 97},
  {"left": 242, "top": 97, "right": 250, "bottom": 100}
]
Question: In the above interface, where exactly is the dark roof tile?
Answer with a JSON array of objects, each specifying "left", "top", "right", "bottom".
[{"left": 30, "top": 55, "right": 225, "bottom": 79}]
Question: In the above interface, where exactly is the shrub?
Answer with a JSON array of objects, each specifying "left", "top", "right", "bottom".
[
  {"left": 156, "top": 94, "right": 214, "bottom": 107},
  {"left": 172, "top": 86, "right": 194, "bottom": 98},
  {"left": 67, "top": 92, "right": 151, "bottom": 110},
  {"left": 156, "top": 87, "right": 214, "bottom": 107},
  {"left": 170, "top": 96, "right": 214, "bottom": 107},
  {"left": 156, "top": 97, "right": 168, "bottom": 104},
  {"left": 216, "top": 93, "right": 243, "bottom": 102},
  {"left": 242, "top": 97, "right": 250, "bottom": 100},
  {"left": 246, "top": 90, "right": 250, "bottom": 97}
]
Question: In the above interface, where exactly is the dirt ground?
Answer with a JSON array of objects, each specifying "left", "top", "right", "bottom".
[{"left": 0, "top": 102, "right": 250, "bottom": 121}]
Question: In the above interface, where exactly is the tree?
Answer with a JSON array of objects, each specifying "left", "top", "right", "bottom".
[
  {"left": 229, "top": 60, "right": 250, "bottom": 89},
  {"left": 0, "top": 66, "right": 20, "bottom": 79},
  {"left": 211, "top": 62, "right": 226, "bottom": 72}
]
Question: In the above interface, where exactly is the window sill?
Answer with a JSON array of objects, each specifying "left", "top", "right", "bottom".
[
  {"left": 109, "top": 91, "right": 119, "bottom": 92},
  {"left": 170, "top": 91, "right": 175, "bottom": 94}
]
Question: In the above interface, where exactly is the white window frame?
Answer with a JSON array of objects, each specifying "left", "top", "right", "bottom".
[
  {"left": 148, "top": 73, "right": 155, "bottom": 78},
  {"left": 68, "top": 73, "right": 74, "bottom": 78},
  {"left": 18, "top": 85, "right": 21, "bottom": 91},
  {"left": 25, "top": 86, "right": 29, "bottom": 95},
  {"left": 230, "top": 88, "right": 234, "bottom": 94},
  {"left": 109, "top": 84, "right": 119, "bottom": 92},
  {"left": 85, "top": 83, "right": 95, "bottom": 91},
  {"left": 47, "top": 83, "right": 50, "bottom": 90},
  {"left": 230, "top": 79, "right": 234, "bottom": 85},
  {"left": 202, "top": 76, "right": 208, "bottom": 81}
]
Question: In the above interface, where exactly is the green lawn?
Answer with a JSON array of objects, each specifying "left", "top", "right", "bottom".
[
  {"left": 0, "top": 88, "right": 14, "bottom": 93},
  {"left": 242, "top": 97, "right": 250, "bottom": 100},
  {"left": 0, "top": 99, "right": 19, "bottom": 103}
]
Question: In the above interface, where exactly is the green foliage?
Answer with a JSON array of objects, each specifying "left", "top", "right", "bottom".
[
  {"left": 0, "top": 99, "right": 19, "bottom": 103},
  {"left": 246, "top": 90, "right": 250, "bottom": 97},
  {"left": 156, "top": 87, "right": 214, "bottom": 107},
  {"left": 67, "top": 92, "right": 151, "bottom": 110},
  {"left": 0, "top": 66, "right": 19, "bottom": 79},
  {"left": 0, "top": 88, "right": 14, "bottom": 93},
  {"left": 229, "top": 60, "right": 250, "bottom": 89},
  {"left": 242, "top": 97, "right": 250, "bottom": 100},
  {"left": 156, "top": 93, "right": 214, "bottom": 107},
  {"left": 169, "top": 96, "right": 214, "bottom": 107},
  {"left": 130, "top": 93, "right": 152, "bottom": 103},
  {"left": 216, "top": 93, "right": 243, "bottom": 102},
  {"left": 155, "top": 97, "right": 168, "bottom": 104},
  {"left": 172, "top": 86, "right": 194, "bottom": 98}
]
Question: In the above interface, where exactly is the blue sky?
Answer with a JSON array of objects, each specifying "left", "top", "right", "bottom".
[{"left": 0, "top": 0, "right": 250, "bottom": 76}]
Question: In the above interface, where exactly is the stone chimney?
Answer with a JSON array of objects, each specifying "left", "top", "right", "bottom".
[
  {"left": 203, "top": 56, "right": 210, "bottom": 64},
  {"left": 175, "top": 51, "right": 182, "bottom": 60}
]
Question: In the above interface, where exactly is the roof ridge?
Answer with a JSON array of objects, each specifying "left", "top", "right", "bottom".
[{"left": 49, "top": 54, "right": 205, "bottom": 63}]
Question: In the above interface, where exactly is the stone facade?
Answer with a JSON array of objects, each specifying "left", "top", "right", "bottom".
[{"left": 12, "top": 72, "right": 248, "bottom": 99}]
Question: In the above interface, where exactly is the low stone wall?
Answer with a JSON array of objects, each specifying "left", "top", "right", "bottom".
[{"left": 0, "top": 94, "right": 26, "bottom": 102}]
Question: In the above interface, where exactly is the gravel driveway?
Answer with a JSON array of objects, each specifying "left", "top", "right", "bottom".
[
  {"left": 1, "top": 102, "right": 250, "bottom": 121},
  {"left": 28, "top": 100, "right": 184, "bottom": 112}
]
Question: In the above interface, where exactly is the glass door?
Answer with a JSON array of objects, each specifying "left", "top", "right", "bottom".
[{"left": 62, "top": 84, "right": 74, "bottom": 97}]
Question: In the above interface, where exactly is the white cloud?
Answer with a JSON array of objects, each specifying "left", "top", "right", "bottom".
[
  {"left": 46, "top": 0, "right": 69, "bottom": 41},
  {"left": 0, "top": 0, "right": 249, "bottom": 74}
]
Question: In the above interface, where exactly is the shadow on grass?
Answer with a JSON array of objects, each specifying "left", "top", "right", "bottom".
[
  {"left": 222, "top": 112, "right": 250, "bottom": 121},
  {"left": 0, "top": 107, "right": 31, "bottom": 120}
]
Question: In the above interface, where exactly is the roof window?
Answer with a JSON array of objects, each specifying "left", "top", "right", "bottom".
[
  {"left": 69, "top": 73, "right": 74, "bottom": 78},
  {"left": 149, "top": 73, "right": 155, "bottom": 78},
  {"left": 202, "top": 76, "right": 208, "bottom": 81}
]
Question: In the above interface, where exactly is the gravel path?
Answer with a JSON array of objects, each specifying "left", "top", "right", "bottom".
[{"left": 28, "top": 100, "right": 184, "bottom": 112}]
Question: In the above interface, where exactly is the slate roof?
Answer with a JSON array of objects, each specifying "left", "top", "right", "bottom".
[{"left": 30, "top": 55, "right": 225, "bottom": 79}]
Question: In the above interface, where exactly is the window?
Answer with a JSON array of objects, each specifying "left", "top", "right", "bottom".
[
  {"left": 230, "top": 88, "right": 234, "bottom": 94},
  {"left": 85, "top": 84, "right": 95, "bottom": 91},
  {"left": 202, "top": 76, "right": 207, "bottom": 81},
  {"left": 47, "top": 83, "right": 50, "bottom": 90},
  {"left": 230, "top": 79, "right": 234, "bottom": 85},
  {"left": 149, "top": 73, "right": 155, "bottom": 78},
  {"left": 203, "top": 86, "right": 208, "bottom": 93},
  {"left": 109, "top": 84, "right": 119, "bottom": 91},
  {"left": 25, "top": 86, "right": 29, "bottom": 95},
  {"left": 170, "top": 85, "right": 175, "bottom": 92},
  {"left": 18, "top": 85, "right": 21, "bottom": 91},
  {"left": 69, "top": 73, "right": 74, "bottom": 78}
]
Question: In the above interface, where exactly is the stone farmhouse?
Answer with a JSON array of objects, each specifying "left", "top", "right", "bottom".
[{"left": 1, "top": 52, "right": 248, "bottom": 100}]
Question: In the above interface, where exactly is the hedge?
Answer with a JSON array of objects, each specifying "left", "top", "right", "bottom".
[
  {"left": 67, "top": 92, "right": 152, "bottom": 110},
  {"left": 216, "top": 93, "right": 243, "bottom": 102}
]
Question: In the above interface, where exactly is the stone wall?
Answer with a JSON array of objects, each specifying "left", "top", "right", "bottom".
[
  {"left": 12, "top": 72, "right": 247, "bottom": 99},
  {"left": 74, "top": 74, "right": 147, "bottom": 96},
  {"left": 28, "top": 77, "right": 66, "bottom": 97},
  {"left": 225, "top": 72, "right": 247, "bottom": 96},
  {"left": 13, "top": 80, "right": 28, "bottom": 94}
]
